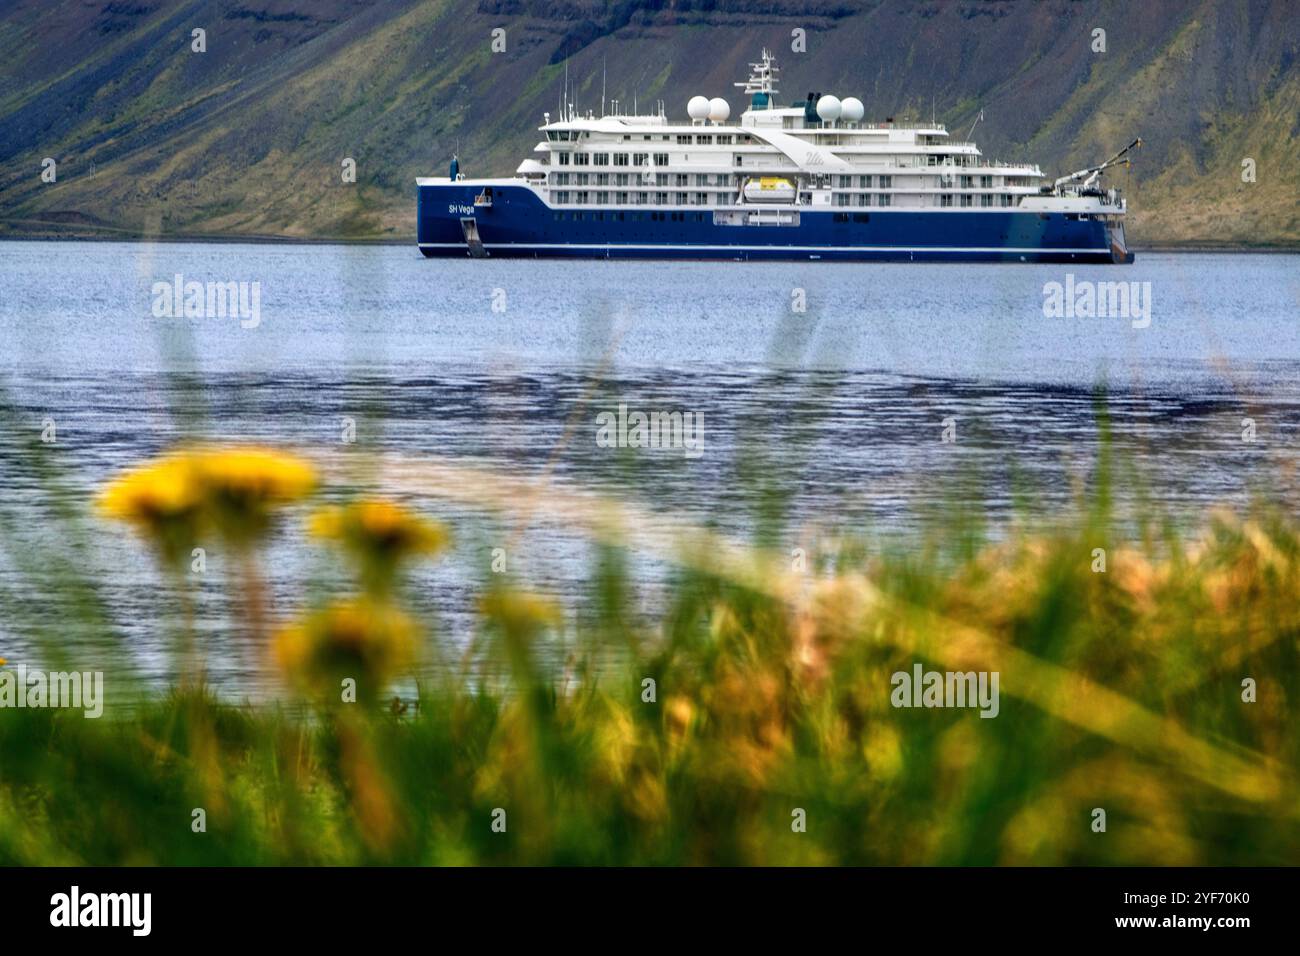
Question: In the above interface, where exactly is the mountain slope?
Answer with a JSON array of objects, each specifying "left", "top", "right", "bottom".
[{"left": 1, "top": 0, "right": 1296, "bottom": 245}]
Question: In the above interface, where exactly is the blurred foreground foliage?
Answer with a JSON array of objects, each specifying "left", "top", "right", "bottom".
[{"left": 1, "top": 436, "right": 1299, "bottom": 866}]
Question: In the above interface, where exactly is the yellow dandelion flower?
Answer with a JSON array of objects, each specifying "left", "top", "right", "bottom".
[
  {"left": 97, "top": 454, "right": 205, "bottom": 562},
  {"left": 274, "top": 598, "right": 418, "bottom": 701},
  {"left": 97, "top": 455, "right": 202, "bottom": 524},
  {"left": 309, "top": 499, "right": 449, "bottom": 570},
  {"left": 478, "top": 589, "right": 561, "bottom": 634},
  {"left": 191, "top": 445, "right": 317, "bottom": 543},
  {"left": 98, "top": 445, "right": 315, "bottom": 550},
  {"left": 195, "top": 445, "right": 316, "bottom": 502}
]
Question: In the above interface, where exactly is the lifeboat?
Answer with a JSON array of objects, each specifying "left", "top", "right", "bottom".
[{"left": 742, "top": 177, "right": 796, "bottom": 204}]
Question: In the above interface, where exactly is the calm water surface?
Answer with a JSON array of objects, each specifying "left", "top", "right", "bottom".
[{"left": 1, "top": 241, "right": 1296, "bottom": 695}]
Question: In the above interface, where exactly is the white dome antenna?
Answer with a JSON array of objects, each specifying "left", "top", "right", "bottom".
[
  {"left": 840, "top": 97, "right": 864, "bottom": 123},
  {"left": 708, "top": 97, "right": 730, "bottom": 123},
  {"left": 687, "top": 95, "right": 710, "bottom": 122},
  {"left": 816, "top": 94, "right": 842, "bottom": 122}
]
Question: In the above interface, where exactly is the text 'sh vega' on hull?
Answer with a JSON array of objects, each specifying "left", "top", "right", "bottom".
[{"left": 417, "top": 50, "right": 1139, "bottom": 264}]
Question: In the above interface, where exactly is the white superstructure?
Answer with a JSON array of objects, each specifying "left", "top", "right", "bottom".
[{"left": 510, "top": 49, "right": 1124, "bottom": 216}]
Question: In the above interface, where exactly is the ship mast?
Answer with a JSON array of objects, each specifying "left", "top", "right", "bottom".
[{"left": 735, "top": 48, "right": 780, "bottom": 109}]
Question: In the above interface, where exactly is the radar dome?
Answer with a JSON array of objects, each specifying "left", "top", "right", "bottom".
[
  {"left": 708, "top": 97, "right": 731, "bottom": 122},
  {"left": 687, "top": 95, "right": 711, "bottom": 121},
  {"left": 840, "top": 97, "right": 865, "bottom": 123},
  {"left": 815, "top": 94, "right": 842, "bottom": 121}
]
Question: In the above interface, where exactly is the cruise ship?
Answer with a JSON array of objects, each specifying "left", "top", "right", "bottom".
[{"left": 417, "top": 50, "right": 1138, "bottom": 263}]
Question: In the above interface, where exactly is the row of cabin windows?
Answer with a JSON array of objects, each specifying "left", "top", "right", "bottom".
[
  {"left": 552, "top": 173, "right": 732, "bottom": 186},
  {"left": 559, "top": 152, "right": 671, "bottom": 167},
  {"left": 832, "top": 175, "right": 894, "bottom": 188},
  {"left": 548, "top": 164, "right": 1024, "bottom": 196},
  {"left": 550, "top": 148, "right": 1032, "bottom": 181},
  {"left": 833, "top": 194, "right": 893, "bottom": 207},
  {"left": 624, "top": 134, "right": 749, "bottom": 144},
  {"left": 936, "top": 193, "right": 1016, "bottom": 207},
  {"left": 553, "top": 192, "right": 721, "bottom": 205},
  {"left": 548, "top": 191, "right": 1018, "bottom": 208},
  {"left": 551, "top": 210, "right": 712, "bottom": 222},
  {"left": 835, "top": 192, "right": 1007, "bottom": 207},
  {"left": 546, "top": 131, "right": 756, "bottom": 144}
]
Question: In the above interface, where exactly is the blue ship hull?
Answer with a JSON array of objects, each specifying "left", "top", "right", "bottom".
[{"left": 418, "top": 183, "right": 1131, "bottom": 264}]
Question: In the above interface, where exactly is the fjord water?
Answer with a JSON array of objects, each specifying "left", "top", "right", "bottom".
[{"left": 1, "top": 241, "right": 1297, "bottom": 693}]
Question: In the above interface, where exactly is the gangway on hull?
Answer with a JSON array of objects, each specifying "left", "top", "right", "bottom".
[{"left": 460, "top": 218, "right": 488, "bottom": 258}]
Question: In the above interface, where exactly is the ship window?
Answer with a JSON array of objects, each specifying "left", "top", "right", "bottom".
[
  {"left": 614, "top": 154, "right": 629, "bottom": 167},
  {"left": 574, "top": 153, "right": 590, "bottom": 166},
  {"left": 697, "top": 135, "right": 713, "bottom": 145},
  {"left": 633, "top": 153, "right": 648, "bottom": 166},
  {"left": 654, "top": 153, "right": 669, "bottom": 165},
  {"left": 677, "top": 135, "right": 691, "bottom": 144},
  {"left": 593, "top": 153, "right": 609, "bottom": 165},
  {"left": 717, "top": 135, "right": 732, "bottom": 144},
  {"left": 879, "top": 175, "right": 892, "bottom": 188},
  {"left": 878, "top": 194, "right": 891, "bottom": 207},
  {"left": 960, "top": 194, "right": 973, "bottom": 207}
]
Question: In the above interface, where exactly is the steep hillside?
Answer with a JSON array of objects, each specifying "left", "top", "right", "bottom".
[{"left": 1, "top": 0, "right": 1296, "bottom": 245}]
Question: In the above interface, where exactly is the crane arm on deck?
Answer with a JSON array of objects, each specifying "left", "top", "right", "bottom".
[{"left": 1052, "top": 138, "right": 1142, "bottom": 190}]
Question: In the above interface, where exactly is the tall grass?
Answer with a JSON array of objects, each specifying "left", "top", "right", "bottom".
[{"left": 1, "top": 405, "right": 1297, "bottom": 866}]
